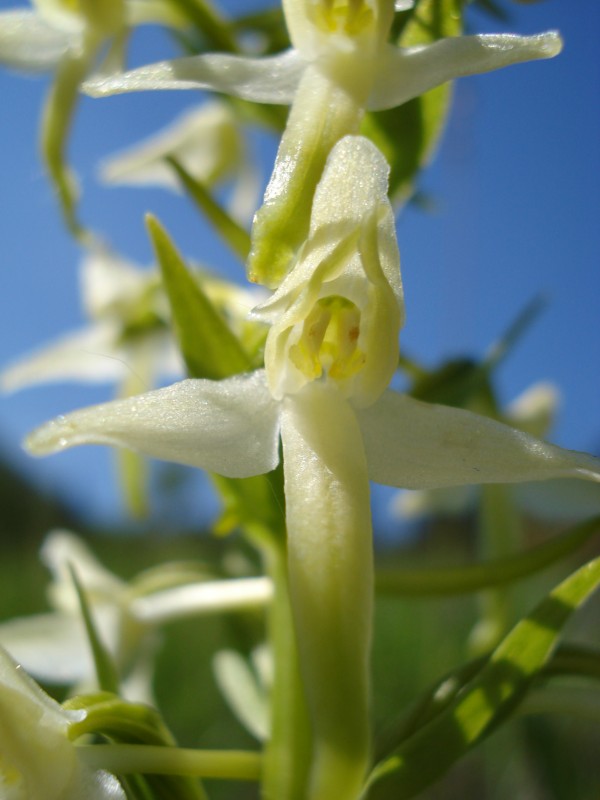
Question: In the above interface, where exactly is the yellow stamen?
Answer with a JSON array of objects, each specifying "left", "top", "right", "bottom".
[
  {"left": 311, "top": 0, "right": 375, "bottom": 37},
  {"left": 289, "top": 296, "right": 366, "bottom": 383}
]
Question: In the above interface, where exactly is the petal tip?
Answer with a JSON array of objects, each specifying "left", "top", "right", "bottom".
[
  {"left": 23, "top": 418, "right": 71, "bottom": 457},
  {"left": 539, "top": 30, "right": 563, "bottom": 58}
]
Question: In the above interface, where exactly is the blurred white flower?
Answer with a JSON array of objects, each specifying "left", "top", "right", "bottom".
[
  {"left": 1, "top": 251, "right": 181, "bottom": 394},
  {"left": 0, "top": 530, "right": 273, "bottom": 703},
  {"left": 0, "top": 0, "right": 186, "bottom": 233},
  {"left": 100, "top": 101, "right": 260, "bottom": 224},
  {"left": 0, "top": 643, "right": 125, "bottom": 799}
]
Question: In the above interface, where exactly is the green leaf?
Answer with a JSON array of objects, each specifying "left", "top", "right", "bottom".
[
  {"left": 166, "top": 156, "right": 251, "bottom": 262},
  {"left": 68, "top": 566, "right": 120, "bottom": 695},
  {"left": 364, "top": 556, "right": 600, "bottom": 799},
  {"left": 362, "top": 0, "right": 462, "bottom": 202},
  {"left": 375, "top": 643, "right": 600, "bottom": 763},
  {"left": 147, "top": 214, "right": 252, "bottom": 380},
  {"left": 375, "top": 516, "right": 600, "bottom": 595}
]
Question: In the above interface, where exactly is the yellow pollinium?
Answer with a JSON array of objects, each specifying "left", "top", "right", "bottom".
[
  {"left": 311, "top": 0, "right": 375, "bottom": 37},
  {"left": 289, "top": 296, "right": 366, "bottom": 383}
]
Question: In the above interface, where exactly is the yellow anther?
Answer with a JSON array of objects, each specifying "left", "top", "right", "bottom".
[
  {"left": 288, "top": 296, "right": 366, "bottom": 384},
  {"left": 311, "top": 0, "right": 375, "bottom": 36}
]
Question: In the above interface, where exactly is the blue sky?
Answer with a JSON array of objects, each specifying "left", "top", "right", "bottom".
[{"left": 0, "top": 1, "right": 598, "bottom": 531}]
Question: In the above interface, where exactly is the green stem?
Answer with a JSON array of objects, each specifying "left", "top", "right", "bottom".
[
  {"left": 77, "top": 744, "right": 261, "bottom": 781},
  {"left": 374, "top": 515, "right": 600, "bottom": 595},
  {"left": 470, "top": 484, "right": 521, "bottom": 655},
  {"left": 167, "top": 157, "right": 251, "bottom": 262},
  {"left": 261, "top": 536, "right": 312, "bottom": 800},
  {"left": 168, "top": 0, "right": 239, "bottom": 52},
  {"left": 41, "top": 33, "right": 98, "bottom": 240},
  {"left": 517, "top": 686, "right": 600, "bottom": 724}
]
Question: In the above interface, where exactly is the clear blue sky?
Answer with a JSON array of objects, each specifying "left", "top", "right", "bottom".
[{"left": 0, "top": 1, "right": 598, "bottom": 531}]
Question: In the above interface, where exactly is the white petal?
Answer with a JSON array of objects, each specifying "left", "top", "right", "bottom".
[
  {"left": 83, "top": 48, "right": 304, "bottom": 103},
  {"left": 213, "top": 649, "right": 270, "bottom": 741},
  {"left": 81, "top": 251, "right": 154, "bottom": 320},
  {"left": 99, "top": 101, "right": 245, "bottom": 191},
  {"left": 358, "top": 389, "right": 600, "bottom": 489},
  {"left": 0, "top": 321, "right": 127, "bottom": 391},
  {"left": 0, "top": 613, "right": 93, "bottom": 685},
  {"left": 0, "top": 10, "right": 76, "bottom": 72},
  {"left": 25, "top": 370, "right": 281, "bottom": 479},
  {"left": 506, "top": 381, "right": 559, "bottom": 439},
  {"left": 130, "top": 577, "right": 273, "bottom": 624},
  {"left": 41, "top": 530, "right": 126, "bottom": 611},
  {"left": 370, "top": 31, "right": 562, "bottom": 111}
]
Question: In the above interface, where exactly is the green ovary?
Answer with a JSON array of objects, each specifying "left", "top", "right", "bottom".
[{"left": 289, "top": 296, "right": 366, "bottom": 383}]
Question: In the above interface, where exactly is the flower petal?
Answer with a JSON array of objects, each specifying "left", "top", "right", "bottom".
[
  {"left": 130, "top": 577, "right": 273, "bottom": 624},
  {"left": 83, "top": 48, "right": 304, "bottom": 103},
  {"left": 99, "top": 101, "right": 245, "bottom": 191},
  {"left": 0, "top": 321, "right": 128, "bottom": 390},
  {"left": 0, "top": 612, "right": 94, "bottom": 685},
  {"left": 25, "top": 370, "right": 281, "bottom": 479},
  {"left": 358, "top": 389, "right": 600, "bottom": 489},
  {"left": 0, "top": 10, "right": 75, "bottom": 72},
  {"left": 370, "top": 31, "right": 562, "bottom": 111}
]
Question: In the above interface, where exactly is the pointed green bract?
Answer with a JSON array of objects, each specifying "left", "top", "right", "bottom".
[
  {"left": 147, "top": 215, "right": 252, "bottom": 381},
  {"left": 364, "top": 556, "right": 600, "bottom": 799},
  {"left": 68, "top": 567, "right": 120, "bottom": 696}
]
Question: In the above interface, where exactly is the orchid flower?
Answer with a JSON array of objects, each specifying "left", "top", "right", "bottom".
[
  {"left": 0, "top": 644, "right": 125, "bottom": 799},
  {"left": 0, "top": 530, "right": 273, "bottom": 704},
  {"left": 23, "top": 135, "right": 600, "bottom": 799},
  {"left": 1, "top": 248, "right": 263, "bottom": 394},
  {"left": 0, "top": 0, "right": 186, "bottom": 234},
  {"left": 99, "top": 100, "right": 260, "bottom": 225},
  {"left": 83, "top": 0, "right": 562, "bottom": 286},
  {"left": 0, "top": 251, "right": 182, "bottom": 395}
]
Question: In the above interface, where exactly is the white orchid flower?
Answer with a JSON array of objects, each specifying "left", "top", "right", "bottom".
[
  {"left": 1, "top": 251, "right": 182, "bottom": 395},
  {"left": 0, "top": 0, "right": 186, "bottom": 73},
  {"left": 0, "top": 0, "right": 186, "bottom": 234},
  {"left": 0, "top": 530, "right": 273, "bottom": 704},
  {"left": 0, "top": 644, "right": 125, "bottom": 799},
  {"left": 84, "top": 0, "right": 562, "bottom": 286},
  {"left": 23, "top": 135, "right": 600, "bottom": 798},
  {"left": 100, "top": 100, "right": 260, "bottom": 224},
  {"left": 1, "top": 250, "right": 264, "bottom": 394}
]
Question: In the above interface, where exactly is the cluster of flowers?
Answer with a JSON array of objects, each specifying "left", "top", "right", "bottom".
[{"left": 0, "top": 1, "right": 598, "bottom": 799}]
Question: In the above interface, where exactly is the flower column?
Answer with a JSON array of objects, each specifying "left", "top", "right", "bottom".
[{"left": 255, "top": 135, "right": 404, "bottom": 799}]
